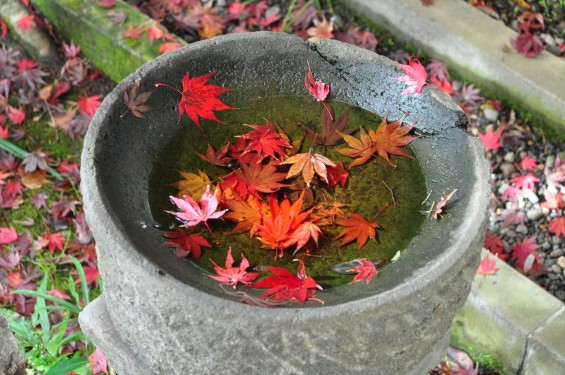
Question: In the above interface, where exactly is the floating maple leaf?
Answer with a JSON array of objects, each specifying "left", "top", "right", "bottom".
[
  {"left": 280, "top": 147, "right": 336, "bottom": 187},
  {"left": 223, "top": 195, "right": 262, "bottom": 235},
  {"left": 332, "top": 258, "right": 380, "bottom": 284},
  {"left": 305, "top": 109, "right": 351, "bottom": 146},
  {"left": 121, "top": 80, "right": 155, "bottom": 119},
  {"left": 237, "top": 121, "right": 291, "bottom": 163},
  {"left": 161, "top": 228, "right": 211, "bottom": 260},
  {"left": 156, "top": 70, "right": 235, "bottom": 128},
  {"left": 169, "top": 170, "right": 211, "bottom": 198},
  {"left": 255, "top": 193, "right": 318, "bottom": 257},
  {"left": 393, "top": 60, "right": 428, "bottom": 94},
  {"left": 229, "top": 162, "right": 287, "bottom": 198},
  {"left": 325, "top": 162, "right": 349, "bottom": 188},
  {"left": 477, "top": 253, "right": 500, "bottom": 275},
  {"left": 250, "top": 260, "right": 323, "bottom": 304},
  {"left": 167, "top": 186, "right": 228, "bottom": 234},
  {"left": 197, "top": 142, "right": 231, "bottom": 167},
  {"left": 207, "top": 248, "right": 260, "bottom": 288},
  {"left": 335, "top": 213, "right": 381, "bottom": 251},
  {"left": 339, "top": 116, "right": 416, "bottom": 168}
]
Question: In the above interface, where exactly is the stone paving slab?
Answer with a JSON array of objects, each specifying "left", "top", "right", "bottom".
[
  {"left": 341, "top": 0, "right": 565, "bottom": 135},
  {"left": 451, "top": 249, "right": 565, "bottom": 374}
]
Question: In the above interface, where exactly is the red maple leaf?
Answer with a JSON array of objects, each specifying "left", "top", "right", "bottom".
[
  {"left": 236, "top": 121, "right": 291, "bottom": 163},
  {"left": 393, "top": 60, "right": 428, "bottom": 94},
  {"left": 0, "top": 18, "right": 8, "bottom": 39},
  {"left": 511, "top": 173, "right": 539, "bottom": 190},
  {"left": 345, "top": 259, "right": 379, "bottom": 284},
  {"left": 40, "top": 232, "right": 66, "bottom": 253},
  {"left": 78, "top": 95, "right": 102, "bottom": 117},
  {"left": 511, "top": 32, "right": 545, "bottom": 57},
  {"left": 510, "top": 237, "right": 540, "bottom": 271},
  {"left": 519, "top": 155, "right": 538, "bottom": 171},
  {"left": 549, "top": 216, "right": 565, "bottom": 238},
  {"left": 477, "top": 126, "right": 504, "bottom": 151},
  {"left": 250, "top": 260, "right": 323, "bottom": 304},
  {"left": 306, "top": 108, "right": 351, "bottom": 146},
  {"left": 0, "top": 126, "right": 8, "bottom": 139},
  {"left": 77, "top": 262, "right": 100, "bottom": 286},
  {"left": 123, "top": 24, "right": 144, "bottom": 40},
  {"left": 156, "top": 70, "right": 235, "bottom": 128},
  {"left": 16, "top": 14, "right": 35, "bottom": 31},
  {"left": 477, "top": 253, "right": 500, "bottom": 275},
  {"left": 304, "top": 63, "right": 332, "bottom": 118},
  {"left": 432, "top": 189, "right": 457, "bottom": 219},
  {"left": 159, "top": 42, "right": 183, "bottom": 54},
  {"left": 325, "top": 162, "right": 349, "bottom": 188},
  {"left": 0, "top": 225, "right": 18, "bottom": 244},
  {"left": 147, "top": 21, "right": 173, "bottom": 43},
  {"left": 161, "top": 228, "right": 211, "bottom": 260},
  {"left": 197, "top": 143, "right": 232, "bottom": 167},
  {"left": 7, "top": 106, "right": 26, "bottom": 125},
  {"left": 484, "top": 233, "right": 507, "bottom": 261},
  {"left": 335, "top": 213, "right": 381, "bottom": 251},
  {"left": 207, "top": 247, "right": 260, "bottom": 288},
  {"left": 88, "top": 349, "right": 108, "bottom": 375},
  {"left": 96, "top": 0, "right": 116, "bottom": 8},
  {"left": 226, "top": 162, "right": 287, "bottom": 198}
]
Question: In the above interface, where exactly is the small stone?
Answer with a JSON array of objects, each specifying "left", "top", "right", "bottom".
[
  {"left": 493, "top": 0, "right": 510, "bottom": 10},
  {"left": 526, "top": 207, "right": 544, "bottom": 221},
  {"left": 551, "top": 264, "right": 562, "bottom": 274},
  {"left": 552, "top": 236, "right": 561, "bottom": 245},
  {"left": 499, "top": 163, "right": 516, "bottom": 179},
  {"left": 516, "top": 224, "right": 528, "bottom": 234},
  {"left": 557, "top": 256, "right": 565, "bottom": 269},
  {"left": 504, "top": 152, "right": 515, "bottom": 163},
  {"left": 540, "top": 33, "right": 556, "bottom": 47},
  {"left": 483, "top": 108, "right": 499, "bottom": 122},
  {"left": 523, "top": 189, "right": 539, "bottom": 204},
  {"left": 549, "top": 249, "right": 564, "bottom": 258},
  {"left": 542, "top": 241, "right": 552, "bottom": 251},
  {"left": 557, "top": 289, "right": 565, "bottom": 300}
]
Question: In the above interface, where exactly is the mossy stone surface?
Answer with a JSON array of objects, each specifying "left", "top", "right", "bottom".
[{"left": 31, "top": 0, "right": 185, "bottom": 82}]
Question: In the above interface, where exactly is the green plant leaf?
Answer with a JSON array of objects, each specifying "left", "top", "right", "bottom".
[
  {"left": 70, "top": 256, "right": 90, "bottom": 305},
  {"left": 45, "top": 357, "right": 89, "bottom": 375},
  {"left": 11, "top": 290, "right": 81, "bottom": 314}
]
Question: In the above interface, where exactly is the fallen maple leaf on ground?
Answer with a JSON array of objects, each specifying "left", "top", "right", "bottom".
[
  {"left": 250, "top": 260, "right": 323, "bottom": 304},
  {"left": 511, "top": 32, "right": 545, "bottom": 57},
  {"left": 549, "top": 216, "right": 565, "bottom": 238},
  {"left": 510, "top": 237, "right": 540, "bottom": 272},
  {"left": 78, "top": 95, "right": 102, "bottom": 117},
  {"left": 88, "top": 349, "right": 108, "bottom": 375},
  {"left": 0, "top": 225, "right": 18, "bottom": 244},
  {"left": 335, "top": 213, "right": 381, "bottom": 251},
  {"left": 393, "top": 60, "right": 427, "bottom": 94},
  {"left": 477, "top": 253, "right": 500, "bottom": 275},
  {"left": 432, "top": 189, "right": 457, "bottom": 219},
  {"left": 161, "top": 228, "right": 211, "bottom": 259},
  {"left": 477, "top": 126, "right": 504, "bottom": 151},
  {"left": 16, "top": 14, "right": 35, "bottom": 31},
  {"left": 207, "top": 247, "right": 260, "bottom": 288},
  {"left": 156, "top": 70, "right": 235, "bottom": 128},
  {"left": 167, "top": 186, "right": 228, "bottom": 234}
]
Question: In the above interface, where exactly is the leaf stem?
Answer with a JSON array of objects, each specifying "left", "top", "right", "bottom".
[{"left": 155, "top": 82, "right": 182, "bottom": 96}]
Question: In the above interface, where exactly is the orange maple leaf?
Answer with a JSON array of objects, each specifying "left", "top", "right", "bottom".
[
  {"left": 338, "top": 127, "right": 376, "bottom": 168},
  {"left": 280, "top": 148, "right": 336, "bottom": 187},
  {"left": 223, "top": 195, "right": 262, "bottom": 236},
  {"left": 335, "top": 213, "right": 381, "bottom": 251}
]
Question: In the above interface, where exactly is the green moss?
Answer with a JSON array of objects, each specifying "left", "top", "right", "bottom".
[{"left": 449, "top": 340, "right": 510, "bottom": 375}]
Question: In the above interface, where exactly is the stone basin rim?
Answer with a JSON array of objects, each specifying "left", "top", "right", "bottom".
[{"left": 81, "top": 31, "right": 489, "bottom": 315}]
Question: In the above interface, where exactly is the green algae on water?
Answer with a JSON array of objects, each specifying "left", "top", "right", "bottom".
[{"left": 148, "top": 96, "right": 427, "bottom": 289}]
